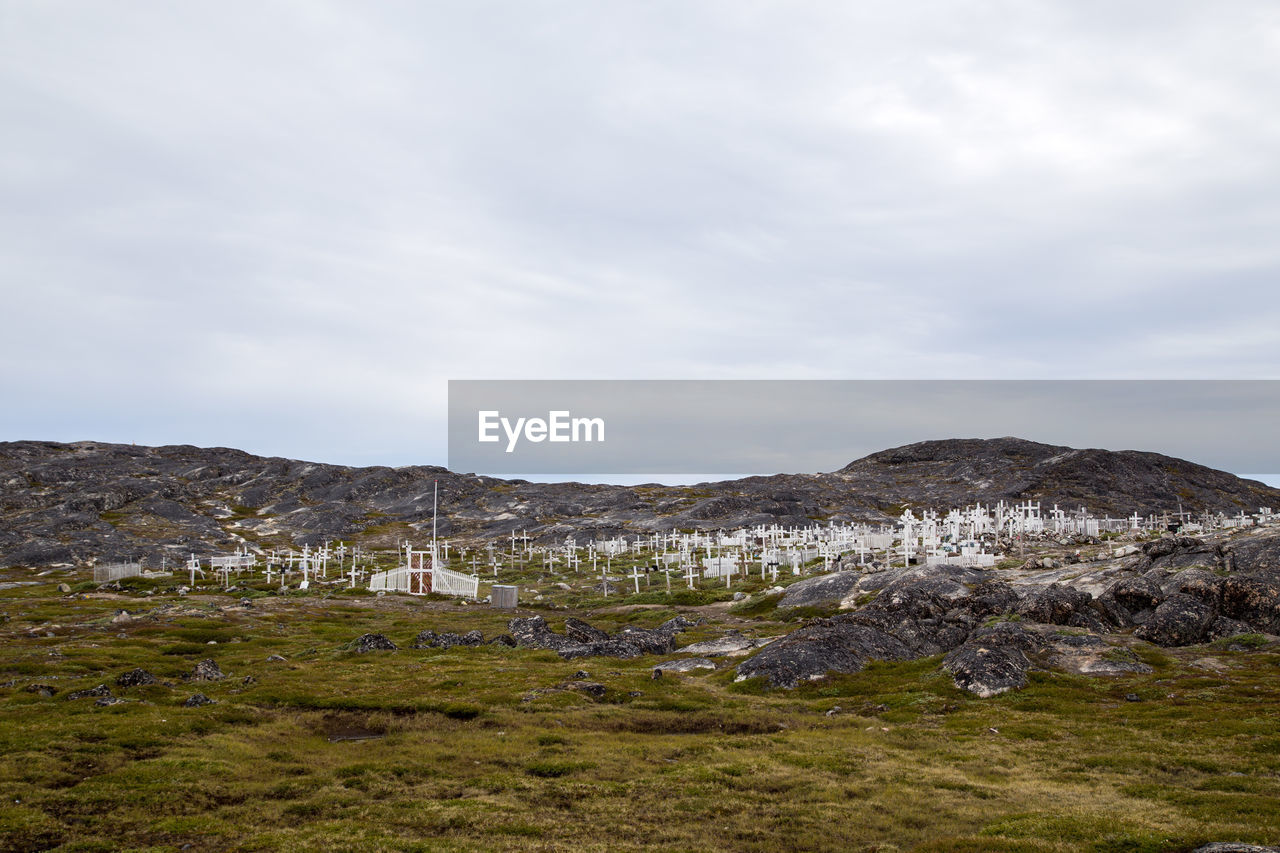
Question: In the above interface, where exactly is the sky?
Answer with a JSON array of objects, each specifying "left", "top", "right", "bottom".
[{"left": 3, "top": 2, "right": 1279, "bottom": 482}]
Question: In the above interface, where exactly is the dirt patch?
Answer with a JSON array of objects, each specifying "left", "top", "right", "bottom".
[
  {"left": 591, "top": 604, "right": 677, "bottom": 614},
  {"left": 311, "top": 712, "right": 388, "bottom": 743}
]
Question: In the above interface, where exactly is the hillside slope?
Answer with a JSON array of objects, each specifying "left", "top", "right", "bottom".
[{"left": 2, "top": 437, "right": 1276, "bottom": 567}]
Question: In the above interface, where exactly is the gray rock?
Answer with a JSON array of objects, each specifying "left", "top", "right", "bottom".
[
  {"left": 777, "top": 571, "right": 862, "bottom": 609},
  {"left": 653, "top": 658, "right": 717, "bottom": 673},
  {"left": 1221, "top": 574, "right": 1280, "bottom": 633},
  {"left": 677, "top": 634, "right": 779, "bottom": 657},
  {"left": 115, "top": 668, "right": 157, "bottom": 688},
  {"left": 735, "top": 566, "right": 1012, "bottom": 689},
  {"left": 735, "top": 618, "right": 913, "bottom": 688},
  {"left": 944, "top": 644, "right": 1032, "bottom": 698},
  {"left": 565, "top": 680, "right": 606, "bottom": 699},
  {"left": 1225, "top": 532, "right": 1280, "bottom": 574},
  {"left": 564, "top": 617, "right": 609, "bottom": 643},
  {"left": 558, "top": 638, "right": 644, "bottom": 660},
  {"left": 24, "top": 684, "right": 56, "bottom": 697},
  {"left": 1192, "top": 845, "right": 1280, "bottom": 853},
  {"left": 1165, "top": 568, "right": 1225, "bottom": 605},
  {"left": 350, "top": 633, "right": 397, "bottom": 653},
  {"left": 965, "top": 621, "right": 1051, "bottom": 655},
  {"left": 1135, "top": 593, "right": 1218, "bottom": 646},
  {"left": 183, "top": 693, "right": 215, "bottom": 707},
  {"left": 509, "top": 615, "right": 693, "bottom": 660},
  {"left": 964, "top": 581, "right": 1021, "bottom": 619},
  {"left": 186, "top": 658, "right": 227, "bottom": 680},
  {"left": 509, "top": 616, "right": 576, "bottom": 652},
  {"left": 942, "top": 623, "right": 1048, "bottom": 697},
  {"left": 1208, "top": 616, "right": 1256, "bottom": 640},
  {"left": 1105, "top": 576, "right": 1166, "bottom": 612},
  {"left": 1142, "top": 536, "right": 1224, "bottom": 571},
  {"left": 1046, "top": 635, "right": 1152, "bottom": 676},
  {"left": 1017, "top": 583, "right": 1093, "bottom": 626},
  {"left": 874, "top": 563, "right": 990, "bottom": 606},
  {"left": 67, "top": 684, "right": 113, "bottom": 700},
  {"left": 615, "top": 624, "right": 679, "bottom": 655},
  {"left": 266, "top": 654, "right": 287, "bottom": 662},
  {"left": 412, "top": 629, "right": 485, "bottom": 649}
]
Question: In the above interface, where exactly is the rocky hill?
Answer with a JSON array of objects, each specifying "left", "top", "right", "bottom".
[
  {"left": 1, "top": 437, "right": 1277, "bottom": 568},
  {"left": 835, "top": 437, "right": 1278, "bottom": 517}
]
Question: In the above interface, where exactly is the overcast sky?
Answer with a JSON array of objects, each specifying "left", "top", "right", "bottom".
[{"left": 3, "top": 2, "right": 1279, "bottom": 480}]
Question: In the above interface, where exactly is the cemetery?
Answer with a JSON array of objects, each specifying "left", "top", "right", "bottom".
[{"left": 2, "top": 489, "right": 1279, "bottom": 849}]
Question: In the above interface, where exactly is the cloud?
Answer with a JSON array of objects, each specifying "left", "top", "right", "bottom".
[{"left": 2, "top": 1, "right": 1279, "bottom": 470}]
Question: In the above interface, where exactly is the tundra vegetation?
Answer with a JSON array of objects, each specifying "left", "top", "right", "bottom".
[{"left": 1, "top": 558, "right": 1278, "bottom": 852}]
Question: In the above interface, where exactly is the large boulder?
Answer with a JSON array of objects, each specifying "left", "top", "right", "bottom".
[
  {"left": 1135, "top": 594, "right": 1217, "bottom": 646},
  {"left": 964, "top": 581, "right": 1021, "bottom": 619},
  {"left": 1096, "top": 576, "right": 1166, "bottom": 628},
  {"left": 1141, "top": 536, "right": 1222, "bottom": 571},
  {"left": 734, "top": 617, "right": 914, "bottom": 688},
  {"left": 411, "top": 629, "right": 484, "bottom": 649},
  {"left": 348, "top": 634, "right": 397, "bottom": 654},
  {"left": 1045, "top": 633, "right": 1152, "bottom": 676},
  {"left": 653, "top": 658, "right": 717, "bottom": 674},
  {"left": 942, "top": 622, "right": 1048, "bottom": 698},
  {"left": 735, "top": 566, "right": 1009, "bottom": 689},
  {"left": 1107, "top": 576, "right": 1165, "bottom": 611},
  {"left": 1221, "top": 574, "right": 1280, "bottom": 633},
  {"left": 616, "top": 616, "right": 697, "bottom": 653},
  {"left": 186, "top": 658, "right": 226, "bottom": 680},
  {"left": 508, "top": 616, "right": 576, "bottom": 652},
  {"left": 1017, "top": 583, "right": 1097, "bottom": 628},
  {"left": 874, "top": 564, "right": 990, "bottom": 606},
  {"left": 564, "top": 617, "right": 609, "bottom": 643},
  {"left": 850, "top": 606, "right": 972, "bottom": 658},
  {"left": 944, "top": 644, "right": 1032, "bottom": 698},
  {"left": 677, "top": 633, "right": 779, "bottom": 657},
  {"left": 776, "top": 571, "right": 863, "bottom": 610},
  {"left": 1164, "top": 569, "right": 1225, "bottom": 606},
  {"left": 508, "top": 615, "right": 694, "bottom": 660},
  {"left": 1225, "top": 532, "right": 1280, "bottom": 575},
  {"left": 115, "top": 668, "right": 157, "bottom": 688},
  {"left": 67, "top": 684, "right": 113, "bottom": 701},
  {"left": 559, "top": 638, "right": 645, "bottom": 660}
]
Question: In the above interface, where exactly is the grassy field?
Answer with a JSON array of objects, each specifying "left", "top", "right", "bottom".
[{"left": 1, "top": 571, "right": 1278, "bottom": 852}]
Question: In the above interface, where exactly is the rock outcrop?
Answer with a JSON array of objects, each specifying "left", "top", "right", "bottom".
[
  {"left": 115, "top": 668, "right": 157, "bottom": 688},
  {"left": 508, "top": 615, "right": 696, "bottom": 660},
  {"left": 411, "top": 629, "right": 485, "bottom": 649},
  {"left": 186, "top": 659, "right": 226, "bottom": 681},
  {"left": 348, "top": 634, "right": 397, "bottom": 654}
]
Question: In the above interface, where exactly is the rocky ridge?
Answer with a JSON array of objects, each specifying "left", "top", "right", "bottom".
[
  {"left": 731, "top": 529, "right": 1280, "bottom": 695},
  {"left": 2, "top": 437, "right": 1277, "bottom": 568}
]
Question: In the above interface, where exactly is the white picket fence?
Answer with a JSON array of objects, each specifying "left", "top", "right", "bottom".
[
  {"left": 93, "top": 562, "right": 142, "bottom": 583},
  {"left": 701, "top": 556, "right": 741, "bottom": 578},
  {"left": 210, "top": 554, "right": 257, "bottom": 570},
  {"left": 367, "top": 564, "right": 478, "bottom": 598},
  {"left": 432, "top": 565, "right": 480, "bottom": 598}
]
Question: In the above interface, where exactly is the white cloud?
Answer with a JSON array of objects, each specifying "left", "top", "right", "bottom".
[{"left": 3, "top": 1, "right": 1279, "bottom": 466}]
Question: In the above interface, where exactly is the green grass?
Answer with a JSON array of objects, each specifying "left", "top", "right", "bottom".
[{"left": 0, "top": 574, "right": 1278, "bottom": 851}]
